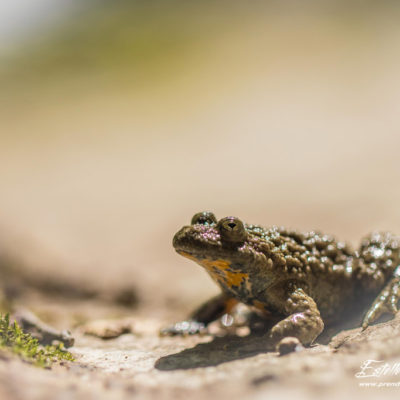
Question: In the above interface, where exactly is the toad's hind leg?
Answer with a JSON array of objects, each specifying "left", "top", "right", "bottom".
[
  {"left": 267, "top": 286, "right": 324, "bottom": 346},
  {"left": 357, "top": 232, "right": 400, "bottom": 328},
  {"left": 362, "top": 265, "right": 400, "bottom": 329},
  {"left": 160, "top": 293, "right": 238, "bottom": 336}
]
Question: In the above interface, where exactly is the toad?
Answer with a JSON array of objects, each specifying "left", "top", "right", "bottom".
[{"left": 162, "top": 212, "right": 400, "bottom": 347}]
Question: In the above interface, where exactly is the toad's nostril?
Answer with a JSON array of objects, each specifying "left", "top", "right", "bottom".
[{"left": 228, "top": 223, "right": 236, "bottom": 229}]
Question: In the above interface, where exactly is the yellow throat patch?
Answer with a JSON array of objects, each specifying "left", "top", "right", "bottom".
[{"left": 179, "top": 251, "right": 249, "bottom": 289}]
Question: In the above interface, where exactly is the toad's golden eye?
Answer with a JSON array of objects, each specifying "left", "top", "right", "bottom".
[
  {"left": 217, "top": 217, "right": 247, "bottom": 243},
  {"left": 191, "top": 211, "right": 217, "bottom": 226}
]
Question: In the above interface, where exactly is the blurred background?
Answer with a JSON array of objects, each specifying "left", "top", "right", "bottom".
[{"left": 1, "top": 0, "right": 400, "bottom": 311}]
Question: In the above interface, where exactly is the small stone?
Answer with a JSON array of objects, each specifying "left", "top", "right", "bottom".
[
  {"left": 276, "top": 336, "right": 304, "bottom": 355},
  {"left": 81, "top": 318, "right": 134, "bottom": 339}
]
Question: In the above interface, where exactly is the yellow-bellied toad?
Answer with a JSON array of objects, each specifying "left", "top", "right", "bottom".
[{"left": 162, "top": 211, "right": 400, "bottom": 346}]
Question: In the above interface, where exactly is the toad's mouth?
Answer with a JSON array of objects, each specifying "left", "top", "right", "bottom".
[{"left": 172, "top": 225, "right": 222, "bottom": 254}]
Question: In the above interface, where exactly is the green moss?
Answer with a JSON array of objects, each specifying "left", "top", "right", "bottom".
[{"left": 0, "top": 314, "right": 74, "bottom": 367}]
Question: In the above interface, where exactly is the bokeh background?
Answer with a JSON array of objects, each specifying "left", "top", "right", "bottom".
[{"left": 1, "top": 0, "right": 400, "bottom": 310}]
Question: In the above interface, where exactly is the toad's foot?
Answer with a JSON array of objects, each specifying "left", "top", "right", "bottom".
[
  {"left": 160, "top": 293, "right": 238, "bottom": 336},
  {"left": 267, "top": 286, "right": 324, "bottom": 346},
  {"left": 362, "top": 266, "right": 400, "bottom": 329},
  {"left": 160, "top": 320, "right": 207, "bottom": 336}
]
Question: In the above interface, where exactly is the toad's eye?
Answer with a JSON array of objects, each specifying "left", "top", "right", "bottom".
[
  {"left": 191, "top": 211, "right": 217, "bottom": 226},
  {"left": 217, "top": 217, "right": 247, "bottom": 243}
]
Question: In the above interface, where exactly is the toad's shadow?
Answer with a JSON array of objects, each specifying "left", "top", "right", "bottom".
[
  {"left": 155, "top": 306, "right": 382, "bottom": 370},
  {"left": 155, "top": 333, "right": 273, "bottom": 370}
]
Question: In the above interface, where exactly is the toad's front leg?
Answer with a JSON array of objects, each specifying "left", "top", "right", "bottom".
[
  {"left": 266, "top": 285, "right": 324, "bottom": 346},
  {"left": 160, "top": 293, "right": 238, "bottom": 336}
]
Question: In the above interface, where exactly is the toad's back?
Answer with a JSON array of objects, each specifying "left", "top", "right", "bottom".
[
  {"left": 245, "top": 225, "right": 356, "bottom": 320},
  {"left": 247, "top": 226, "right": 399, "bottom": 321}
]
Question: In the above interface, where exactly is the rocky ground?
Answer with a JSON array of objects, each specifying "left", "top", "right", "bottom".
[{"left": 1, "top": 282, "right": 400, "bottom": 400}]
